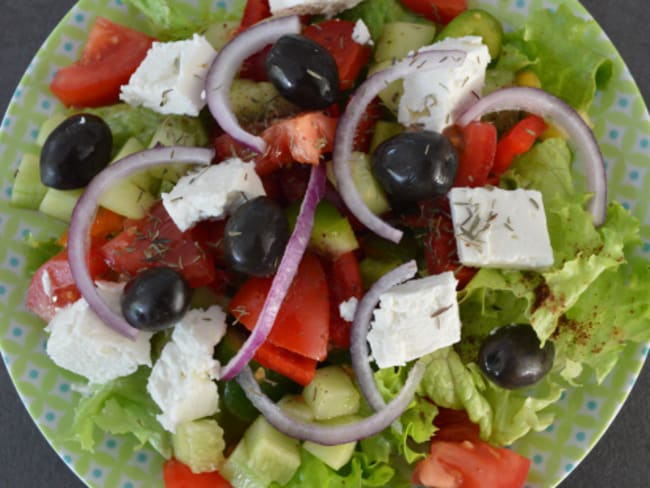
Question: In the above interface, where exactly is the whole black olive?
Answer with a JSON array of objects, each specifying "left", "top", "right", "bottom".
[
  {"left": 478, "top": 323, "right": 555, "bottom": 389},
  {"left": 121, "top": 267, "right": 192, "bottom": 331},
  {"left": 223, "top": 196, "right": 290, "bottom": 277},
  {"left": 266, "top": 34, "right": 340, "bottom": 110},
  {"left": 40, "top": 113, "right": 113, "bottom": 189},
  {"left": 371, "top": 131, "right": 458, "bottom": 204}
]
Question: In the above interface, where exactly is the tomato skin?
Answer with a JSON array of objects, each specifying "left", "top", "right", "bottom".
[
  {"left": 493, "top": 115, "right": 547, "bottom": 175},
  {"left": 252, "top": 341, "right": 317, "bottom": 386},
  {"left": 323, "top": 251, "right": 363, "bottom": 348},
  {"left": 240, "top": 0, "right": 271, "bottom": 29},
  {"left": 228, "top": 253, "right": 330, "bottom": 361},
  {"left": 163, "top": 459, "right": 231, "bottom": 488},
  {"left": 303, "top": 19, "right": 372, "bottom": 91},
  {"left": 450, "top": 122, "right": 497, "bottom": 188},
  {"left": 50, "top": 17, "right": 154, "bottom": 107},
  {"left": 400, "top": 0, "right": 468, "bottom": 24}
]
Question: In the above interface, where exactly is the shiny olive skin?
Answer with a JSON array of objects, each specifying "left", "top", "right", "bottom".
[
  {"left": 266, "top": 34, "right": 340, "bottom": 110},
  {"left": 371, "top": 131, "right": 458, "bottom": 204},
  {"left": 121, "top": 267, "right": 192, "bottom": 332},
  {"left": 40, "top": 113, "right": 113, "bottom": 189},
  {"left": 478, "top": 323, "right": 555, "bottom": 389},
  {"left": 223, "top": 196, "right": 290, "bottom": 277}
]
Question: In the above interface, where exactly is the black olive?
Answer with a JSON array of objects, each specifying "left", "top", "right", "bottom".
[
  {"left": 121, "top": 267, "right": 192, "bottom": 332},
  {"left": 223, "top": 196, "right": 290, "bottom": 277},
  {"left": 478, "top": 323, "right": 555, "bottom": 389},
  {"left": 266, "top": 34, "right": 339, "bottom": 110},
  {"left": 40, "top": 113, "right": 113, "bottom": 190},
  {"left": 371, "top": 131, "right": 458, "bottom": 204}
]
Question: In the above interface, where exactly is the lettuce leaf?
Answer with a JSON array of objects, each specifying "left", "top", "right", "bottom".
[{"left": 339, "top": 0, "right": 431, "bottom": 41}]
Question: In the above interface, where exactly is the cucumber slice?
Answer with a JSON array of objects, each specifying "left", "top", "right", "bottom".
[
  {"left": 303, "top": 415, "right": 361, "bottom": 470},
  {"left": 222, "top": 439, "right": 268, "bottom": 488},
  {"left": 11, "top": 153, "right": 48, "bottom": 209},
  {"left": 36, "top": 112, "right": 67, "bottom": 145},
  {"left": 278, "top": 395, "right": 314, "bottom": 423},
  {"left": 367, "top": 60, "right": 403, "bottom": 113},
  {"left": 111, "top": 137, "right": 152, "bottom": 190},
  {"left": 203, "top": 20, "right": 239, "bottom": 51},
  {"left": 97, "top": 178, "right": 156, "bottom": 219},
  {"left": 374, "top": 22, "right": 437, "bottom": 64},
  {"left": 230, "top": 79, "right": 297, "bottom": 125},
  {"left": 302, "top": 366, "right": 361, "bottom": 421},
  {"left": 360, "top": 257, "right": 402, "bottom": 290},
  {"left": 38, "top": 188, "right": 83, "bottom": 222},
  {"left": 172, "top": 418, "right": 226, "bottom": 473},
  {"left": 437, "top": 9, "right": 503, "bottom": 60},
  {"left": 369, "top": 120, "right": 404, "bottom": 153}
]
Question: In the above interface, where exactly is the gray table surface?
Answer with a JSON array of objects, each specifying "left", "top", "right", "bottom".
[{"left": 1, "top": 1, "right": 649, "bottom": 487}]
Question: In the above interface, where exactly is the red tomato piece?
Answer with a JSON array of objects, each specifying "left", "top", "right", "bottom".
[
  {"left": 411, "top": 439, "right": 531, "bottom": 488},
  {"left": 163, "top": 459, "right": 232, "bottom": 488},
  {"left": 50, "top": 17, "right": 154, "bottom": 107},
  {"left": 239, "top": 44, "right": 273, "bottom": 82},
  {"left": 451, "top": 122, "right": 497, "bottom": 188},
  {"left": 228, "top": 253, "right": 330, "bottom": 361},
  {"left": 99, "top": 202, "right": 216, "bottom": 288},
  {"left": 351, "top": 98, "right": 381, "bottom": 152},
  {"left": 240, "top": 0, "right": 271, "bottom": 29},
  {"left": 303, "top": 19, "right": 372, "bottom": 91},
  {"left": 493, "top": 115, "right": 547, "bottom": 175},
  {"left": 400, "top": 0, "right": 468, "bottom": 24},
  {"left": 252, "top": 341, "right": 318, "bottom": 386},
  {"left": 432, "top": 408, "right": 482, "bottom": 443},
  {"left": 58, "top": 207, "right": 125, "bottom": 247},
  {"left": 323, "top": 251, "right": 363, "bottom": 348}
]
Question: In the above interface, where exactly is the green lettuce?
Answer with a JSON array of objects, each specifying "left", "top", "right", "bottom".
[
  {"left": 339, "top": 0, "right": 431, "bottom": 41},
  {"left": 70, "top": 367, "right": 172, "bottom": 458}
]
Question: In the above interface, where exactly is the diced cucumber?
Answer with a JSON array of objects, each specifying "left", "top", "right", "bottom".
[
  {"left": 360, "top": 257, "right": 402, "bottom": 290},
  {"left": 367, "top": 60, "right": 403, "bottom": 113},
  {"left": 437, "top": 9, "right": 503, "bottom": 60},
  {"left": 222, "top": 439, "right": 268, "bottom": 488},
  {"left": 11, "top": 153, "right": 48, "bottom": 209},
  {"left": 111, "top": 137, "right": 151, "bottom": 190},
  {"left": 278, "top": 395, "right": 314, "bottom": 423},
  {"left": 286, "top": 200, "right": 359, "bottom": 259},
  {"left": 203, "top": 20, "right": 239, "bottom": 50},
  {"left": 303, "top": 415, "right": 361, "bottom": 470},
  {"left": 172, "top": 418, "right": 226, "bottom": 473},
  {"left": 97, "top": 178, "right": 156, "bottom": 219},
  {"left": 374, "top": 22, "right": 437, "bottom": 63},
  {"left": 38, "top": 188, "right": 83, "bottom": 222},
  {"left": 230, "top": 79, "right": 297, "bottom": 125},
  {"left": 369, "top": 121, "right": 404, "bottom": 154},
  {"left": 243, "top": 416, "right": 301, "bottom": 485},
  {"left": 302, "top": 366, "right": 361, "bottom": 421},
  {"left": 361, "top": 233, "right": 418, "bottom": 263},
  {"left": 36, "top": 112, "right": 67, "bottom": 145}
]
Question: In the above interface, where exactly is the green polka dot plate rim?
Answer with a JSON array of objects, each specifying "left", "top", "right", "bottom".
[{"left": 0, "top": 0, "right": 648, "bottom": 487}]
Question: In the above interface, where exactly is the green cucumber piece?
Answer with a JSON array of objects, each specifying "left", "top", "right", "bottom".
[
  {"left": 437, "top": 9, "right": 503, "bottom": 60},
  {"left": 112, "top": 137, "right": 151, "bottom": 190},
  {"left": 360, "top": 257, "right": 402, "bottom": 290},
  {"left": 367, "top": 60, "right": 403, "bottom": 113},
  {"left": 11, "top": 153, "right": 48, "bottom": 209},
  {"left": 203, "top": 20, "right": 239, "bottom": 50},
  {"left": 303, "top": 415, "right": 361, "bottom": 470},
  {"left": 230, "top": 79, "right": 297, "bottom": 125},
  {"left": 38, "top": 188, "right": 83, "bottom": 222},
  {"left": 361, "top": 233, "right": 418, "bottom": 263},
  {"left": 302, "top": 366, "right": 361, "bottom": 421},
  {"left": 369, "top": 121, "right": 404, "bottom": 153},
  {"left": 172, "top": 419, "right": 226, "bottom": 473},
  {"left": 278, "top": 395, "right": 314, "bottom": 423},
  {"left": 374, "top": 22, "right": 437, "bottom": 63},
  {"left": 222, "top": 439, "right": 268, "bottom": 488},
  {"left": 36, "top": 112, "right": 67, "bottom": 145}
]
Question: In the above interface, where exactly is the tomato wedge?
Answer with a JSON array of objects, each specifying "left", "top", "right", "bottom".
[
  {"left": 493, "top": 115, "right": 548, "bottom": 175},
  {"left": 252, "top": 341, "right": 318, "bottom": 386},
  {"left": 50, "top": 17, "right": 153, "bottom": 107},
  {"left": 163, "top": 459, "right": 231, "bottom": 488},
  {"left": 451, "top": 122, "right": 497, "bottom": 188}
]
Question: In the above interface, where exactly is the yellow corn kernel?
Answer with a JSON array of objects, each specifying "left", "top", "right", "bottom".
[{"left": 515, "top": 70, "right": 542, "bottom": 89}]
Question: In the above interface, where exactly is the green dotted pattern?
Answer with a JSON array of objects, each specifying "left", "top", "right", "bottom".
[{"left": 0, "top": 0, "right": 648, "bottom": 487}]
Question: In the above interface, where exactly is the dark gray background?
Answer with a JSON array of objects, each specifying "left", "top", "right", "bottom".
[{"left": 1, "top": 1, "right": 649, "bottom": 487}]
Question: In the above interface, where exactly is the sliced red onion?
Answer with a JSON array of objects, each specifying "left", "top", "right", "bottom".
[
  {"left": 332, "top": 50, "right": 467, "bottom": 243},
  {"left": 68, "top": 146, "right": 215, "bottom": 339},
  {"left": 350, "top": 260, "right": 418, "bottom": 411},
  {"left": 236, "top": 360, "right": 425, "bottom": 445},
  {"left": 219, "top": 163, "right": 327, "bottom": 380},
  {"left": 457, "top": 86, "right": 607, "bottom": 225},
  {"left": 205, "top": 15, "right": 301, "bottom": 154}
]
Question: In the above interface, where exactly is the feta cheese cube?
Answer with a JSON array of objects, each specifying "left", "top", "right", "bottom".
[
  {"left": 352, "top": 19, "right": 373, "bottom": 46},
  {"left": 269, "top": 0, "right": 363, "bottom": 17},
  {"left": 367, "top": 272, "right": 461, "bottom": 368},
  {"left": 161, "top": 158, "right": 266, "bottom": 232},
  {"left": 45, "top": 282, "right": 153, "bottom": 384},
  {"left": 120, "top": 34, "right": 217, "bottom": 116},
  {"left": 398, "top": 36, "right": 490, "bottom": 132},
  {"left": 449, "top": 187, "right": 554, "bottom": 270},
  {"left": 338, "top": 297, "right": 359, "bottom": 322},
  {"left": 147, "top": 306, "right": 227, "bottom": 432}
]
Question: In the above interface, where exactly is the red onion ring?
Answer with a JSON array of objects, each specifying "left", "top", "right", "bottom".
[
  {"left": 219, "top": 163, "right": 327, "bottom": 380},
  {"left": 350, "top": 260, "right": 418, "bottom": 411},
  {"left": 457, "top": 86, "right": 607, "bottom": 225},
  {"left": 236, "top": 360, "right": 425, "bottom": 445},
  {"left": 205, "top": 15, "right": 302, "bottom": 154},
  {"left": 68, "top": 146, "right": 215, "bottom": 339},
  {"left": 332, "top": 50, "right": 467, "bottom": 243}
]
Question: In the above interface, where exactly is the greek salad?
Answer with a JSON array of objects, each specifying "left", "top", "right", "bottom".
[{"left": 11, "top": 0, "right": 650, "bottom": 486}]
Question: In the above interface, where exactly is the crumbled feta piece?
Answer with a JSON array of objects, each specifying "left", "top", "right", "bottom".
[
  {"left": 398, "top": 36, "right": 490, "bottom": 132},
  {"left": 338, "top": 297, "right": 359, "bottom": 322},
  {"left": 45, "top": 282, "right": 153, "bottom": 384},
  {"left": 367, "top": 272, "right": 461, "bottom": 368},
  {"left": 449, "top": 187, "right": 554, "bottom": 270},
  {"left": 269, "top": 0, "right": 363, "bottom": 17},
  {"left": 120, "top": 34, "right": 217, "bottom": 116},
  {"left": 352, "top": 19, "right": 373, "bottom": 46},
  {"left": 161, "top": 158, "right": 266, "bottom": 232},
  {"left": 147, "top": 306, "right": 227, "bottom": 432}
]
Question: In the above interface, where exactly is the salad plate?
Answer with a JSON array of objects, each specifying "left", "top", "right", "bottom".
[{"left": 0, "top": 0, "right": 649, "bottom": 487}]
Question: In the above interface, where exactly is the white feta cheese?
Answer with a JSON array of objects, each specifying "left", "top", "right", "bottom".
[
  {"left": 161, "top": 158, "right": 266, "bottom": 232},
  {"left": 120, "top": 34, "right": 217, "bottom": 116},
  {"left": 367, "top": 272, "right": 461, "bottom": 368},
  {"left": 45, "top": 282, "right": 153, "bottom": 384},
  {"left": 352, "top": 19, "right": 373, "bottom": 46},
  {"left": 449, "top": 187, "right": 554, "bottom": 270},
  {"left": 338, "top": 296, "right": 359, "bottom": 322},
  {"left": 398, "top": 36, "right": 490, "bottom": 132},
  {"left": 147, "top": 306, "right": 227, "bottom": 433},
  {"left": 269, "top": 0, "right": 363, "bottom": 17}
]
